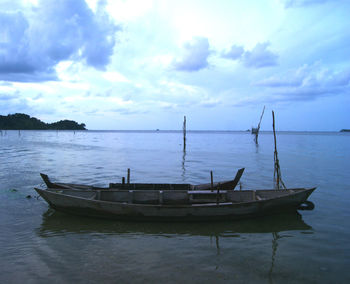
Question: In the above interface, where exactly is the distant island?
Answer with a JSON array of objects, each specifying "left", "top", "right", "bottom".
[
  {"left": 0, "top": 113, "right": 86, "bottom": 130},
  {"left": 340, "top": 129, "right": 350, "bottom": 132}
]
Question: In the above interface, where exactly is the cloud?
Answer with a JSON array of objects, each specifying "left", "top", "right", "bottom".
[
  {"left": 281, "top": 0, "right": 330, "bottom": 8},
  {"left": 254, "top": 63, "right": 350, "bottom": 103},
  {"left": 199, "top": 98, "right": 221, "bottom": 108},
  {"left": 221, "top": 42, "right": 278, "bottom": 68},
  {"left": 102, "top": 71, "right": 130, "bottom": 83},
  {"left": 0, "top": 0, "right": 118, "bottom": 82},
  {"left": 33, "top": 93, "right": 44, "bottom": 100},
  {"left": 157, "top": 80, "right": 215, "bottom": 107},
  {"left": 0, "top": 81, "right": 12, "bottom": 86},
  {"left": 221, "top": 45, "right": 244, "bottom": 60},
  {"left": 172, "top": 37, "right": 210, "bottom": 72},
  {"left": 0, "top": 90, "right": 21, "bottom": 100},
  {"left": 0, "top": 90, "right": 31, "bottom": 113},
  {"left": 256, "top": 63, "right": 350, "bottom": 88},
  {"left": 242, "top": 42, "right": 278, "bottom": 68},
  {"left": 0, "top": 94, "right": 16, "bottom": 101},
  {"left": 109, "top": 107, "right": 148, "bottom": 115},
  {"left": 255, "top": 76, "right": 302, "bottom": 87}
]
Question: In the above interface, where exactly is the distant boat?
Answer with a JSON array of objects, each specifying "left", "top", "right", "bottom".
[
  {"left": 251, "top": 127, "right": 258, "bottom": 134},
  {"left": 340, "top": 129, "right": 350, "bottom": 132}
]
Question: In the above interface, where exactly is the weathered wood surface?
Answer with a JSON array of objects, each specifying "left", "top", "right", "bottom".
[
  {"left": 40, "top": 168, "right": 245, "bottom": 192},
  {"left": 34, "top": 187, "right": 316, "bottom": 221}
]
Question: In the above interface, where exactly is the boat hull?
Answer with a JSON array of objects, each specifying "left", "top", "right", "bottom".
[{"left": 35, "top": 188, "right": 316, "bottom": 221}]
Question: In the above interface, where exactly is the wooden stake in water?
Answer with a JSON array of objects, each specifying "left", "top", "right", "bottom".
[
  {"left": 272, "top": 111, "right": 286, "bottom": 189},
  {"left": 210, "top": 171, "right": 214, "bottom": 192},
  {"left": 183, "top": 116, "right": 186, "bottom": 150},
  {"left": 127, "top": 168, "right": 130, "bottom": 184},
  {"left": 255, "top": 106, "right": 265, "bottom": 144},
  {"left": 216, "top": 183, "right": 221, "bottom": 204}
]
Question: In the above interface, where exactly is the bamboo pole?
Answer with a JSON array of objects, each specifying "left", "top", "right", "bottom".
[
  {"left": 183, "top": 116, "right": 186, "bottom": 150},
  {"left": 272, "top": 111, "right": 286, "bottom": 189},
  {"left": 127, "top": 168, "right": 130, "bottom": 184},
  {"left": 255, "top": 106, "right": 265, "bottom": 144},
  {"left": 216, "top": 183, "right": 221, "bottom": 204}
]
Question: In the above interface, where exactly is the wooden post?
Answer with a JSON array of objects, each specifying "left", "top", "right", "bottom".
[
  {"left": 210, "top": 171, "right": 214, "bottom": 192},
  {"left": 216, "top": 183, "right": 220, "bottom": 204},
  {"left": 272, "top": 111, "right": 286, "bottom": 189},
  {"left": 127, "top": 168, "right": 130, "bottom": 184},
  {"left": 183, "top": 115, "right": 186, "bottom": 150},
  {"left": 122, "top": 177, "right": 125, "bottom": 185},
  {"left": 255, "top": 106, "right": 265, "bottom": 144}
]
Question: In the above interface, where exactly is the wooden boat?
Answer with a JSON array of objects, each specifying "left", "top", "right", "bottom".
[
  {"left": 34, "top": 186, "right": 316, "bottom": 221},
  {"left": 40, "top": 168, "right": 245, "bottom": 191}
]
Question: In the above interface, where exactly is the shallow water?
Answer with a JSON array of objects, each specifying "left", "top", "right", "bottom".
[{"left": 0, "top": 130, "right": 349, "bottom": 283}]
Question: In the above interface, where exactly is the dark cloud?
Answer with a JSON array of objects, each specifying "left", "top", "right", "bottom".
[
  {"left": 0, "top": 0, "right": 118, "bottom": 82},
  {"left": 243, "top": 43, "right": 278, "bottom": 68},
  {"left": 172, "top": 37, "right": 210, "bottom": 72}
]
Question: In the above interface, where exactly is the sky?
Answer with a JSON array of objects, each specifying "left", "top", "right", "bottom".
[{"left": 0, "top": 0, "right": 349, "bottom": 130}]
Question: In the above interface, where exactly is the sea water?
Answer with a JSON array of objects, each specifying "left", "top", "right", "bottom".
[{"left": 0, "top": 130, "right": 349, "bottom": 283}]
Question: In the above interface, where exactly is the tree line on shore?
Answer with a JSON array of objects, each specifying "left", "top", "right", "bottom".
[{"left": 0, "top": 113, "right": 86, "bottom": 130}]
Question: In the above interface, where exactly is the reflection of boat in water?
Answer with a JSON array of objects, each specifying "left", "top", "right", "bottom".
[{"left": 37, "top": 209, "right": 312, "bottom": 238}]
